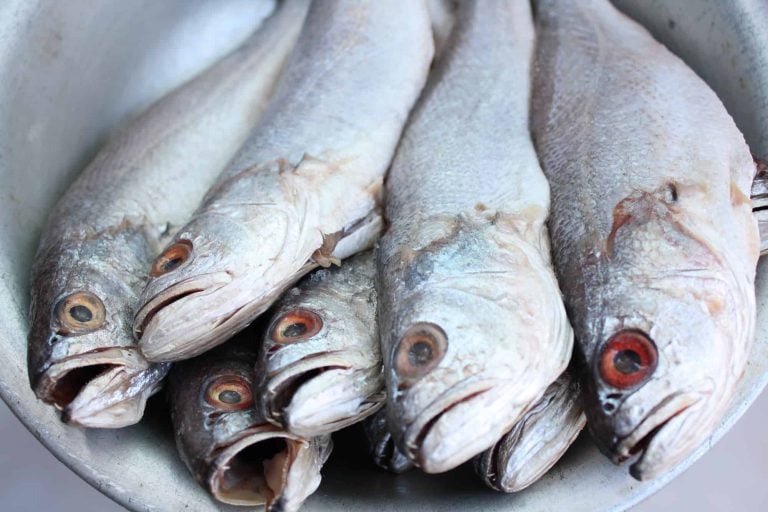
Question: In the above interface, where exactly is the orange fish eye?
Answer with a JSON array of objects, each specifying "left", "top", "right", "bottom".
[
  {"left": 598, "top": 330, "right": 658, "bottom": 389},
  {"left": 394, "top": 323, "right": 447, "bottom": 380},
  {"left": 151, "top": 240, "right": 193, "bottom": 277},
  {"left": 270, "top": 309, "right": 323, "bottom": 344},
  {"left": 205, "top": 376, "right": 253, "bottom": 411},
  {"left": 55, "top": 292, "right": 106, "bottom": 335}
]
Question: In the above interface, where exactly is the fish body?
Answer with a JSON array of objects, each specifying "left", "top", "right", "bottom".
[
  {"left": 167, "top": 335, "right": 331, "bottom": 511},
  {"left": 532, "top": 0, "right": 759, "bottom": 480},
  {"left": 26, "top": 0, "right": 308, "bottom": 427},
  {"left": 474, "top": 372, "right": 585, "bottom": 492},
  {"left": 134, "top": 0, "right": 435, "bottom": 363},
  {"left": 377, "top": 0, "right": 572, "bottom": 473},
  {"left": 363, "top": 407, "right": 414, "bottom": 474},
  {"left": 258, "top": 251, "right": 383, "bottom": 437}
]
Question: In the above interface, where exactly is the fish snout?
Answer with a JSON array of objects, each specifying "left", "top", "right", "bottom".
[
  {"left": 587, "top": 390, "right": 703, "bottom": 480},
  {"left": 401, "top": 380, "right": 533, "bottom": 473},
  {"left": 134, "top": 272, "right": 237, "bottom": 362},
  {"left": 267, "top": 364, "right": 383, "bottom": 437}
]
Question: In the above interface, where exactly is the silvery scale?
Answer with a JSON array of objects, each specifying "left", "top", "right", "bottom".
[{"left": 0, "top": 1, "right": 766, "bottom": 510}]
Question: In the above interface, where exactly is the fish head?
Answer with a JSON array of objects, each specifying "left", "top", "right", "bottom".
[
  {"left": 134, "top": 165, "right": 327, "bottom": 363},
  {"left": 381, "top": 219, "right": 571, "bottom": 473},
  {"left": 28, "top": 229, "right": 158, "bottom": 426},
  {"left": 259, "top": 276, "right": 384, "bottom": 437},
  {"left": 168, "top": 344, "right": 326, "bottom": 508},
  {"left": 582, "top": 187, "right": 755, "bottom": 480}
]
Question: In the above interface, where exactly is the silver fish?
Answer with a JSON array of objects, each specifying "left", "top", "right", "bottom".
[
  {"left": 377, "top": 0, "right": 573, "bottom": 473},
  {"left": 532, "top": 0, "right": 759, "bottom": 480},
  {"left": 26, "top": 0, "right": 308, "bottom": 428},
  {"left": 167, "top": 336, "right": 331, "bottom": 511},
  {"left": 363, "top": 407, "right": 414, "bottom": 474},
  {"left": 474, "top": 372, "right": 585, "bottom": 492},
  {"left": 258, "top": 251, "right": 383, "bottom": 437},
  {"left": 133, "top": 0, "right": 435, "bottom": 363}
]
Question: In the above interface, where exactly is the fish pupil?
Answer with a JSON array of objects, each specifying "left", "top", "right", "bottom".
[
  {"left": 69, "top": 305, "right": 93, "bottom": 323},
  {"left": 283, "top": 322, "right": 307, "bottom": 338},
  {"left": 613, "top": 349, "right": 642, "bottom": 374},
  {"left": 218, "top": 390, "right": 242, "bottom": 404},
  {"left": 162, "top": 257, "right": 183, "bottom": 272},
  {"left": 408, "top": 341, "right": 433, "bottom": 367}
]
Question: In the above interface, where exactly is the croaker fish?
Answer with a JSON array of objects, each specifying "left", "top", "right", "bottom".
[
  {"left": 377, "top": 0, "right": 573, "bottom": 473},
  {"left": 134, "top": 0, "right": 435, "bottom": 362},
  {"left": 474, "top": 372, "right": 585, "bottom": 492},
  {"left": 258, "top": 251, "right": 383, "bottom": 437},
  {"left": 363, "top": 407, "right": 414, "bottom": 474},
  {"left": 27, "top": 0, "right": 308, "bottom": 428},
  {"left": 167, "top": 336, "right": 331, "bottom": 511},
  {"left": 532, "top": 0, "right": 759, "bottom": 480}
]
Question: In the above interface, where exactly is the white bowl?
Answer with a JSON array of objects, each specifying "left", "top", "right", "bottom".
[{"left": 0, "top": 1, "right": 766, "bottom": 510}]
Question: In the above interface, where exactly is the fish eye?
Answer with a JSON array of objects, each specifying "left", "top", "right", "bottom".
[
  {"left": 270, "top": 309, "right": 323, "bottom": 344},
  {"left": 598, "top": 330, "right": 658, "bottom": 389},
  {"left": 150, "top": 240, "right": 193, "bottom": 277},
  {"left": 394, "top": 323, "right": 447, "bottom": 380},
  {"left": 54, "top": 292, "right": 106, "bottom": 335},
  {"left": 205, "top": 376, "right": 253, "bottom": 411}
]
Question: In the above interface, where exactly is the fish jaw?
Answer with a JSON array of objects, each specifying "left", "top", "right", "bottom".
[
  {"left": 264, "top": 356, "right": 384, "bottom": 437},
  {"left": 33, "top": 346, "right": 148, "bottom": 408},
  {"left": 61, "top": 361, "right": 170, "bottom": 428},
  {"left": 475, "top": 374, "right": 586, "bottom": 493},
  {"left": 603, "top": 391, "right": 704, "bottom": 481},
  {"left": 208, "top": 426, "right": 330, "bottom": 511},
  {"left": 401, "top": 379, "right": 533, "bottom": 474},
  {"left": 134, "top": 270, "right": 261, "bottom": 362}
]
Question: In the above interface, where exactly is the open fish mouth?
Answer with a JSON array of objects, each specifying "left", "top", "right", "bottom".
[
  {"left": 610, "top": 392, "right": 700, "bottom": 480},
  {"left": 134, "top": 272, "right": 237, "bottom": 361},
  {"left": 263, "top": 353, "right": 365, "bottom": 432},
  {"left": 61, "top": 361, "right": 170, "bottom": 428},
  {"left": 34, "top": 347, "right": 147, "bottom": 410},
  {"left": 403, "top": 379, "right": 531, "bottom": 474},
  {"left": 265, "top": 356, "right": 383, "bottom": 436},
  {"left": 209, "top": 427, "right": 304, "bottom": 507}
]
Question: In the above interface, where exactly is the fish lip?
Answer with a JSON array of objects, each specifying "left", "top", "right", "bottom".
[
  {"left": 208, "top": 424, "right": 303, "bottom": 507},
  {"left": 402, "top": 378, "right": 525, "bottom": 473},
  {"left": 60, "top": 361, "right": 170, "bottom": 428},
  {"left": 33, "top": 347, "right": 146, "bottom": 409},
  {"left": 134, "top": 271, "right": 233, "bottom": 338},
  {"left": 610, "top": 392, "right": 700, "bottom": 467},
  {"left": 134, "top": 272, "right": 236, "bottom": 361},
  {"left": 263, "top": 353, "right": 352, "bottom": 423}
]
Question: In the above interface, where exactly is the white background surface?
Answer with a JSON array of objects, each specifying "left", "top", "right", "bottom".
[{"left": 1, "top": 390, "right": 767, "bottom": 511}]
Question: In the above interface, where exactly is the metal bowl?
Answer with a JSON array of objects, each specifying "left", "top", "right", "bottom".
[{"left": 0, "top": 1, "right": 766, "bottom": 510}]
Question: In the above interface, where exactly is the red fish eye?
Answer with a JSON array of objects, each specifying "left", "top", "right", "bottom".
[
  {"left": 270, "top": 309, "right": 323, "bottom": 344},
  {"left": 394, "top": 323, "right": 447, "bottom": 380},
  {"left": 205, "top": 376, "right": 253, "bottom": 412},
  {"left": 150, "top": 240, "right": 193, "bottom": 277},
  {"left": 598, "top": 330, "right": 658, "bottom": 389}
]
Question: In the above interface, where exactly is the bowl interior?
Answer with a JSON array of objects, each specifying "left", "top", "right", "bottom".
[{"left": 0, "top": 1, "right": 767, "bottom": 511}]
